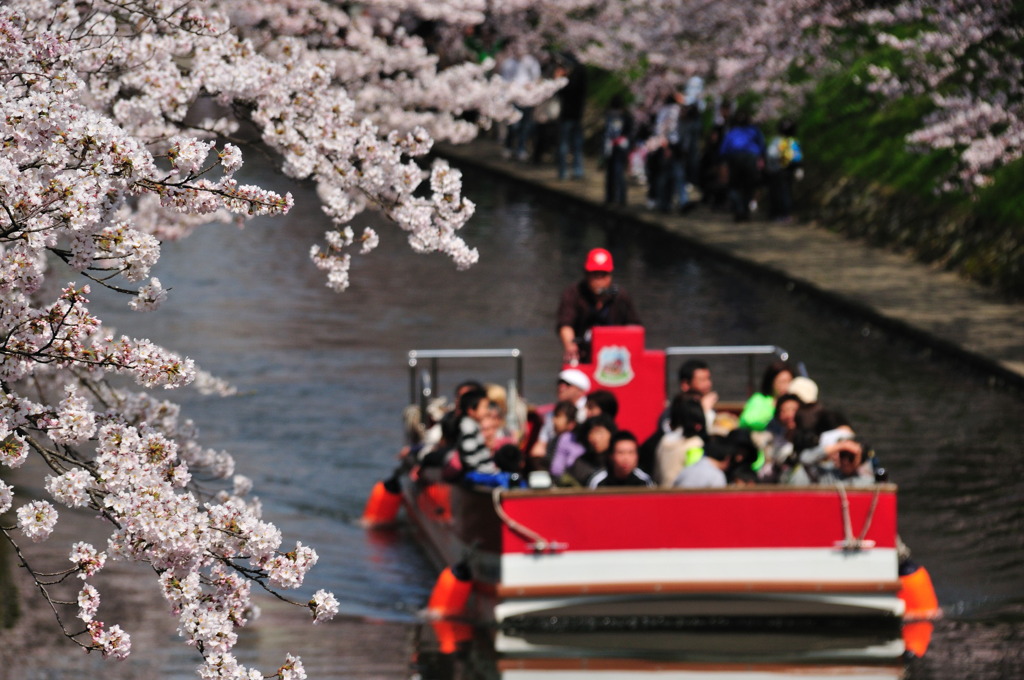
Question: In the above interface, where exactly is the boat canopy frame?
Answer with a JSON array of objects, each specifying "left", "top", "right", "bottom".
[
  {"left": 408, "top": 348, "right": 524, "bottom": 413},
  {"left": 406, "top": 344, "right": 795, "bottom": 413},
  {"left": 663, "top": 345, "right": 793, "bottom": 397}
]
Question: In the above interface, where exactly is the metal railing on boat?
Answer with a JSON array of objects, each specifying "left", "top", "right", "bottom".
[
  {"left": 663, "top": 345, "right": 792, "bottom": 396},
  {"left": 408, "top": 348, "right": 523, "bottom": 406},
  {"left": 407, "top": 345, "right": 795, "bottom": 404}
]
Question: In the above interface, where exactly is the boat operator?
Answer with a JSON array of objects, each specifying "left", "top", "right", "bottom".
[{"left": 556, "top": 247, "right": 641, "bottom": 364}]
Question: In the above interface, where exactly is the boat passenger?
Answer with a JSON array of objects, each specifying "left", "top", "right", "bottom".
[
  {"left": 556, "top": 248, "right": 641, "bottom": 365},
  {"left": 547, "top": 400, "right": 583, "bottom": 476},
  {"left": 529, "top": 368, "right": 591, "bottom": 461},
  {"left": 559, "top": 414, "right": 617, "bottom": 487},
  {"left": 657, "top": 359, "right": 718, "bottom": 434},
  {"left": 653, "top": 392, "right": 707, "bottom": 487},
  {"left": 585, "top": 389, "right": 619, "bottom": 421},
  {"left": 784, "top": 406, "right": 856, "bottom": 484},
  {"left": 481, "top": 383, "right": 518, "bottom": 451},
  {"left": 738, "top": 359, "right": 795, "bottom": 431},
  {"left": 463, "top": 444, "right": 529, "bottom": 489},
  {"left": 588, "top": 431, "right": 655, "bottom": 488},
  {"left": 791, "top": 427, "right": 876, "bottom": 486},
  {"left": 672, "top": 436, "right": 730, "bottom": 489},
  {"left": 485, "top": 382, "right": 508, "bottom": 420},
  {"left": 757, "top": 393, "right": 803, "bottom": 482},
  {"left": 786, "top": 375, "right": 819, "bottom": 406},
  {"left": 724, "top": 428, "right": 760, "bottom": 483},
  {"left": 414, "top": 379, "right": 486, "bottom": 473},
  {"left": 444, "top": 388, "right": 496, "bottom": 480},
  {"left": 480, "top": 402, "right": 516, "bottom": 453}
]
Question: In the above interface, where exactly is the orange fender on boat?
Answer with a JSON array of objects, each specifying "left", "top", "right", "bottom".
[
  {"left": 898, "top": 562, "right": 941, "bottom": 621},
  {"left": 426, "top": 563, "right": 473, "bottom": 619},
  {"left": 422, "top": 482, "right": 452, "bottom": 521},
  {"left": 429, "top": 619, "right": 474, "bottom": 654},
  {"left": 902, "top": 620, "right": 934, "bottom": 658},
  {"left": 361, "top": 477, "right": 402, "bottom": 527}
]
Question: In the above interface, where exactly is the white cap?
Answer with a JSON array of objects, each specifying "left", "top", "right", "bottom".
[
  {"left": 558, "top": 368, "right": 591, "bottom": 393},
  {"left": 787, "top": 376, "right": 819, "bottom": 404},
  {"left": 819, "top": 427, "right": 855, "bottom": 449}
]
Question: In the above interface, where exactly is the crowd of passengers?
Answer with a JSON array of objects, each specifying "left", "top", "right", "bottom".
[{"left": 400, "top": 357, "right": 886, "bottom": 491}]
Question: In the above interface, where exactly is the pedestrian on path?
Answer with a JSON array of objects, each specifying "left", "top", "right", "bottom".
[
  {"left": 555, "top": 54, "right": 588, "bottom": 180},
  {"left": 603, "top": 94, "right": 635, "bottom": 205},
  {"left": 719, "top": 108, "right": 765, "bottom": 222}
]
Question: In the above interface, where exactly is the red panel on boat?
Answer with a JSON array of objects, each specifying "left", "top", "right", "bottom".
[{"left": 494, "top": 489, "right": 898, "bottom": 553}]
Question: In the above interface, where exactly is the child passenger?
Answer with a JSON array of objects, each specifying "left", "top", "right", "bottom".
[
  {"left": 548, "top": 400, "right": 584, "bottom": 477},
  {"left": 448, "top": 388, "right": 496, "bottom": 479}
]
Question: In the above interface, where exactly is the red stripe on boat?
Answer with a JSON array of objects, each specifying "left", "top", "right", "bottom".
[{"left": 489, "top": 488, "right": 897, "bottom": 553}]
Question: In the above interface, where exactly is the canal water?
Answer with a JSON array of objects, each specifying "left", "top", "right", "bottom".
[{"left": 7, "top": 156, "right": 1023, "bottom": 679}]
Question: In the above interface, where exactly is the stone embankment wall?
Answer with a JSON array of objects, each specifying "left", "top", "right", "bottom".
[{"left": 803, "top": 172, "right": 1022, "bottom": 300}]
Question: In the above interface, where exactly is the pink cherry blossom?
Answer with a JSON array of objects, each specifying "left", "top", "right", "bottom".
[
  {"left": 16, "top": 499, "right": 59, "bottom": 542},
  {"left": 70, "top": 541, "right": 108, "bottom": 579}
]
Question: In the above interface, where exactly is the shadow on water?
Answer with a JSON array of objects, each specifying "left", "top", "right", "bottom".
[{"left": 7, "top": 155, "right": 1022, "bottom": 678}]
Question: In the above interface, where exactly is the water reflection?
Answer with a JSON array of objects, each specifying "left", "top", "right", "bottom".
[{"left": 412, "top": 620, "right": 909, "bottom": 680}]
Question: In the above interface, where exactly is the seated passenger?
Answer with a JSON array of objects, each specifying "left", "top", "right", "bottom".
[
  {"left": 585, "top": 389, "right": 619, "bottom": 421},
  {"left": 529, "top": 368, "right": 591, "bottom": 461},
  {"left": 786, "top": 376, "right": 819, "bottom": 406},
  {"left": 653, "top": 392, "right": 706, "bottom": 487},
  {"left": 792, "top": 426, "right": 876, "bottom": 486},
  {"left": 788, "top": 400, "right": 828, "bottom": 459},
  {"left": 588, "top": 431, "right": 654, "bottom": 488},
  {"left": 445, "top": 388, "right": 496, "bottom": 480},
  {"left": 672, "top": 436, "right": 730, "bottom": 488},
  {"left": 725, "top": 428, "right": 760, "bottom": 483},
  {"left": 758, "top": 393, "right": 803, "bottom": 482},
  {"left": 832, "top": 438, "right": 877, "bottom": 486},
  {"left": 480, "top": 400, "right": 515, "bottom": 453},
  {"left": 417, "top": 379, "right": 485, "bottom": 470},
  {"left": 463, "top": 444, "right": 529, "bottom": 488},
  {"left": 656, "top": 359, "right": 717, "bottom": 434},
  {"left": 548, "top": 400, "right": 585, "bottom": 477},
  {"left": 738, "top": 359, "right": 795, "bottom": 431},
  {"left": 560, "top": 414, "right": 617, "bottom": 487}
]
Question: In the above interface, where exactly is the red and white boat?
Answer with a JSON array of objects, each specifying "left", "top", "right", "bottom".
[
  {"left": 404, "top": 476, "right": 903, "bottom": 623},
  {"left": 366, "top": 327, "right": 937, "bottom": 632}
]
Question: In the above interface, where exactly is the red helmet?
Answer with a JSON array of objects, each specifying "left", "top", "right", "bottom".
[{"left": 584, "top": 248, "right": 614, "bottom": 272}]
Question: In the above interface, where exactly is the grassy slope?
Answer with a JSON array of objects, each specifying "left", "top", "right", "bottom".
[{"left": 797, "top": 41, "right": 1024, "bottom": 298}]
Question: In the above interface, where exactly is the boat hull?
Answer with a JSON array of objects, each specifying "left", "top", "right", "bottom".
[{"left": 400, "top": 480, "right": 905, "bottom": 623}]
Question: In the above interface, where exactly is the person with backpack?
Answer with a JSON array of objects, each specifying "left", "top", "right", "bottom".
[{"left": 765, "top": 119, "right": 804, "bottom": 222}]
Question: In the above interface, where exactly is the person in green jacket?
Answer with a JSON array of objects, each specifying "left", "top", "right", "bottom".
[{"left": 738, "top": 359, "right": 796, "bottom": 431}]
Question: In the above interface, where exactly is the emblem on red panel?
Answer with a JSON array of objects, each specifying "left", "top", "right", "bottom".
[{"left": 594, "top": 345, "right": 634, "bottom": 387}]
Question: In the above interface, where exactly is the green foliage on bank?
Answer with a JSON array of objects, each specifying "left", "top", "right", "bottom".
[
  {"left": 799, "top": 59, "right": 961, "bottom": 200},
  {"left": 793, "top": 50, "right": 1024, "bottom": 297}
]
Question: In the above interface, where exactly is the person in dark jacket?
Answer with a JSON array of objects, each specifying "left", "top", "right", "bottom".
[
  {"left": 556, "top": 248, "right": 641, "bottom": 364},
  {"left": 719, "top": 109, "right": 765, "bottom": 222},
  {"left": 555, "top": 54, "right": 588, "bottom": 180},
  {"left": 588, "top": 431, "right": 654, "bottom": 488},
  {"left": 603, "top": 94, "right": 635, "bottom": 205}
]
